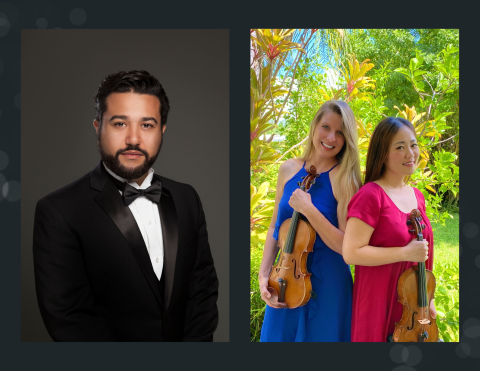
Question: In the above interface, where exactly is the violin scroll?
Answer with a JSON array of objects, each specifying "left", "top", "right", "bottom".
[{"left": 407, "top": 209, "right": 426, "bottom": 239}]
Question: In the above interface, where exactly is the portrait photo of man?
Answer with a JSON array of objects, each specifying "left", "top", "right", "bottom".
[{"left": 21, "top": 30, "right": 229, "bottom": 342}]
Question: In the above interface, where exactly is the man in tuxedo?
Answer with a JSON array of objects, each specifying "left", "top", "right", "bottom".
[{"left": 33, "top": 70, "right": 219, "bottom": 342}]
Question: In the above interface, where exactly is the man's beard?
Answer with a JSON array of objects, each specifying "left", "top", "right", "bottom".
[{"left": 98, "top": 132, "right": 163, "bottom": 180}]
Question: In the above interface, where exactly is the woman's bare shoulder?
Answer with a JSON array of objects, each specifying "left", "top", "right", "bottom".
[
  {"left": 279, "top": 158, "right": 303, "bottom": 176},
  {"left": 279, "top": 158, "right": 303, "bottom": 171},
  {"left": 278, "top": 159, "right": 304, "bottom": 187}
]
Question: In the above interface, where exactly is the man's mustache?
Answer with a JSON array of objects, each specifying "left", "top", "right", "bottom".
[{"left": 115, "top": 145, "right": 149, "bottom": 159}]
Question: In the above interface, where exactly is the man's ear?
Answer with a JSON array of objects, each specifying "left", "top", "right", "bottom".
[
  {"left": 162, "top": 125, "right": 166, "bottom": 134},
  {"left": 93, "top": 120, "right": 100, "bottom": 135}
]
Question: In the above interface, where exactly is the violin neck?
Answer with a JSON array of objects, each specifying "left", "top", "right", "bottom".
[
  {"left": 416, "top": 233, "right": 429, "bottom": 308},
  {"left": 283, "top": 184, "right": 307, "bottom": 254},
  {"left": 284, "top": 211, "right": 300, "bottom": 254}
]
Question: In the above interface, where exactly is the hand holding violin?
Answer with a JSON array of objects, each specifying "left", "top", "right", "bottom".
[
  {"left": 288, "top": 189, "right": 314, "bottom": 216},
  {"left": 259, "top": 273, "right": 286, "bottom": 308},
  {"left": 403, "top": 239, "right": 429, "bottom": 262}
]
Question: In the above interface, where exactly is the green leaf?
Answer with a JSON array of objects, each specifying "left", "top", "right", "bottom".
[
  {"left": 414, "top": 70, "right": 428, "bottom": 76},
  {"left": 409, "top": 58, "right": 418, "bottom": 72}
]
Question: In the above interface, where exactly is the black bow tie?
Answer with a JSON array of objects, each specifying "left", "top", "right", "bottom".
[{"left": 122, "top": 181, "right": 162, "bottom": 206}]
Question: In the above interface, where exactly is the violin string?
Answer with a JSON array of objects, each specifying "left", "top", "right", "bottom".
[
  {"left": 286, "top": 177, "right": 313, "bottom": 254},
  {"left": 413, "top": 212, "right": 427, "bottom": 337},
  {"left": 418, "top": 214, "right": 427, "bottom": 335},
  {"left": 286, "top": 212, "right": 298, "bottom": 254},
  {"left": 418, "top": 217, "right": 424, "bottom": 333}
]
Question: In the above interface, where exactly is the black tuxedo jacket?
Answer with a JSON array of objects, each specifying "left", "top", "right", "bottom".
[{"left": 33, "top": 162, "right": 218, "bottom": 341}]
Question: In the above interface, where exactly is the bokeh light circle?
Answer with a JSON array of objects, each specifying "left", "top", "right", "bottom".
[
  {"left": 36, "top": 18, "right": 48, "bottom": 29},
  {"left": 455, "top": 342, "right": 471, "bottom": 358},
  {"left": 463, "top": 222, "right": 479, "bottom": 238},
  {"left": 0, "top": 3, "right": 19, "bottom": 25},
  {"left": 69, "top": 8, "right": 87, "bottom": 26},
  {"left": 463, "top": 318, "right": 480, "bottom": 339},
  {"left": 390, "top": 344, "right": 407, "bottom": 364},
  {"left": 0, "top": 12, "right": 10, "bottom": 37},
  {"left": 3, "top": 180, "right": 20, "bottom": 201},
  {"left": 404, "top": 346, "right": 422, "bottom": 366},
  {"left": 401, "top": 346, "right": 409, "bottom": 362}
]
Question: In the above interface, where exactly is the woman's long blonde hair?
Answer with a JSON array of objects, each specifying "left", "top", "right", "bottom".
[{"left": 300, "top": 100, "right": 361, "bottom": 224}]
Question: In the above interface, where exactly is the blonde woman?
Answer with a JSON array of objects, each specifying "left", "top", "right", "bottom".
[{"left": 259, "top": 100, "right": 361, "bottom": 342}]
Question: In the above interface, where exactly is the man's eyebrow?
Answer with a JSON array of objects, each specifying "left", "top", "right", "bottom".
[
  {"left": 109, "top": 115, "right": 158, "bottom": 124},
  {"left": 109, "top": 115, "right": 129, "bottom": 122},
  {"left": 141, "top": 117, "right": 158, "bottom": 124}
]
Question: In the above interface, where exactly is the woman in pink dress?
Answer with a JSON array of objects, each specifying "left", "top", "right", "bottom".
[{"left": 343, "top": 117, "right": 436, "bottom": 342}]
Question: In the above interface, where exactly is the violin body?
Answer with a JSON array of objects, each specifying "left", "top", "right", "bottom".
[
  {"left": 393, "top": 265, "right": 438, "bottom": 342},
  {"left": 393, "top": 209, "right": 439, "bottom": 342},
  {"left": 268, "top": 218, "right": 315, "bottom": 308}
]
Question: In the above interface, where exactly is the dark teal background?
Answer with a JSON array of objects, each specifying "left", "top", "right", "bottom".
[{"left": 0, "top": 0, "right": 478, "bottom": 370}]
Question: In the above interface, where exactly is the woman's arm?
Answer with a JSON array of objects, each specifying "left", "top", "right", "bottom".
[
  {"left": 288, "top": 190, "right": 345, "bottom": 254},
  {"left": 288, "top": 167, "right": 347, "bottom": 255},
  {"left": 258, "top": 159, "right": 300, "bottom": 308},
  {"left": 342, "top": 217, "right": 429, "bottom": 266}
]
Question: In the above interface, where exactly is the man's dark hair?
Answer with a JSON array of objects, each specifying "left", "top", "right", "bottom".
[{"left": 94, "top": 70, "right": 170, "bottom": 128}]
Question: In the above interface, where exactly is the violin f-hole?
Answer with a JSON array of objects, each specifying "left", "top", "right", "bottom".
[
  {"left": 291, "top": 258, "right": 300, "bottom": 279},
  {"left": 407, "top": 311, "right": 418, "bottom": 330}
]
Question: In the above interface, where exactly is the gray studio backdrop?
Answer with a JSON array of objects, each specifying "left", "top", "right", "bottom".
[{"left": 21, "top": 29, "right": 229, "bottom": 342}]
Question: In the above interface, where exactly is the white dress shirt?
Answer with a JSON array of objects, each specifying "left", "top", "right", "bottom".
[{"left": 104, "top": 163, "right": 164, "bottom": 280}]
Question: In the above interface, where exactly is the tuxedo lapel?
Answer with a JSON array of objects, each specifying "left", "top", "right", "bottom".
[
  {"left": 91, "top": 162, "right": 164, "bottom": 310},
  {"left": 157, "top": 183, "right": 178, "bottom": 312}
]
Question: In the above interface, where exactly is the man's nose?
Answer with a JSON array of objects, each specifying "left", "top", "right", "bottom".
[{"left": 125, "top": 126, "right": 141, "bottom": 145}]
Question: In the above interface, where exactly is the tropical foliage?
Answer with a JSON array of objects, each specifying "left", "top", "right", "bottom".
[{"left": 250, "top": 29, "right": 459, "bottom": 343}]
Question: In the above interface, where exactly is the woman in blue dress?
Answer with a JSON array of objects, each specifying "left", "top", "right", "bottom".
[{"left": 259, "top": 100, "right": 361, "bottom": 342}]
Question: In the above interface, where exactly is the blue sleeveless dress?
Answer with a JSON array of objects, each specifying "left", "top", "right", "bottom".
[{"left": 260, "top": 163, "right": 353, "bottom": 342}]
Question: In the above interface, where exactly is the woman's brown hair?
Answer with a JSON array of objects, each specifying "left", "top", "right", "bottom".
[{"left": 364, "top": 117, "right": 416, "bottom": 184}]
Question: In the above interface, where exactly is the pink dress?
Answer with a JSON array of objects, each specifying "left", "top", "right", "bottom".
[{"left": 347, "top": 182, "right": 434, "bottom": 342}]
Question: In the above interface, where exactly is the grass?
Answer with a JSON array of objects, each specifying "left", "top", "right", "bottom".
[
  {"left": 431, "top": 213, "right": 459, "bottom": 342},
  {"left": 431, "top": 213, "right": 459, "bottom": 269},
  {"left": 250, "top": 213, "right": 459, "bottom": 342}
]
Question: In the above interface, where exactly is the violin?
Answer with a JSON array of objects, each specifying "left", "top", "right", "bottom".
[
  {"left": 267, "top": 165, "right": 319, "bottom": 308},
  {"left": 393, "top": 209, "right": 438, "bottom": 342}
]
